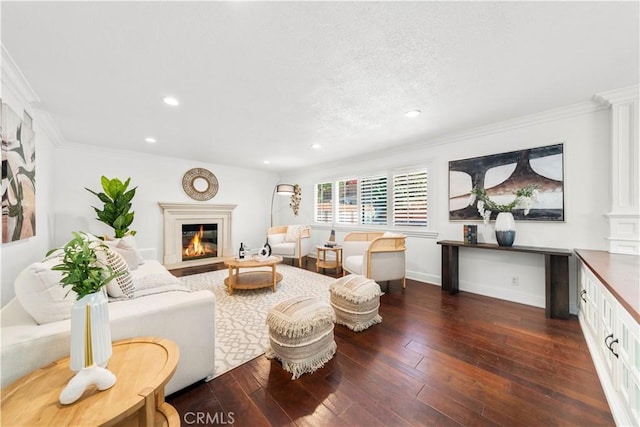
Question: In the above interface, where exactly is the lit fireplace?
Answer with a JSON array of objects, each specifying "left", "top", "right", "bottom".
[
  {"left": 182, "top": 224, "right": 217, "bottom": 261},
  {"left": 159, "top": 202, "right": 236, "bottom": 268}
]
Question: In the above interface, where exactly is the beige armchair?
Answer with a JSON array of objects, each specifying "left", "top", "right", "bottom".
[
  {"left": 267, "top": 225, "right": 312, "bottom": 267},
  {"left": 342, "top": 232, "right": 407, "bottom": 288}
]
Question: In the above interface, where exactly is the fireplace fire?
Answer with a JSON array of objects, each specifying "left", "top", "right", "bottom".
[{"left": 182, "top": 224, "right": 217, "bottom": 261}]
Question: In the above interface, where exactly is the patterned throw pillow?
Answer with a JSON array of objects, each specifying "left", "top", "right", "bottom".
[
  {"left": 103, "top": 235, "right": 145, "bottom": 270},
  {"left": 104, "top": 248, "right": 134, "bottom": 299}
]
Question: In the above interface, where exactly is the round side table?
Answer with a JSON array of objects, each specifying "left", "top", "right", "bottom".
[
  {"left": 1, "top": 337, "right": 180, "bottom": 427},
  {"left": 316, "top": 245, "right": 343, "bottom": 274}
]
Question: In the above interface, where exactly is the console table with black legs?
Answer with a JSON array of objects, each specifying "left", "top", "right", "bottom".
[{"left": 437, "top": 240, "right": 573, "bottom": 319}]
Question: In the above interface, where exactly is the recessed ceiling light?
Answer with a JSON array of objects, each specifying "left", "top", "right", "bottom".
[
  {"left": 263, "top": 160, "right": 271, "bottom": 165},
  {"left": 145, "top": 137, "right": 157, "bottom": 143},
  {"left": 163, "top": 96, "right": 180, "bottom": 106},
  {"left": 405, "top": 110, "right": 421, "bottom": 118},
  {"left": 311, "top": 144, "right": 322, "bottom": 149}
]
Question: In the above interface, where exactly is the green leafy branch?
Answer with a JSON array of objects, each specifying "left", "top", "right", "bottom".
[
  {"left": 46, "top": 232, "right": 121, "bottom": 300},
  {"left": 86, "top": 176, "right": 137, "bottom": 238}
]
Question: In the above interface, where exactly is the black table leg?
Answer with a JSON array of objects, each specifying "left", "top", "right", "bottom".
[
  {"left": 441, "top": 245, "right": 459, "bottom": 294},
  {"left": 545, "top": 254, "right": 570, "bottom": 319}
]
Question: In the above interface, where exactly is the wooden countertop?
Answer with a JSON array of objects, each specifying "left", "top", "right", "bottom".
[{"left": 575, "top": 249, "right": 640, "bottom": 323}]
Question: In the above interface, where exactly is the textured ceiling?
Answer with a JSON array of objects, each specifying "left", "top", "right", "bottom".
[{"left": 2, "top": 1, "right": 638, "bottom": 172}]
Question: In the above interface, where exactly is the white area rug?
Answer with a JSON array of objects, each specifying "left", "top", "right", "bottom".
[{"left": 179, "top": 264, "right": 335, "bottom": 378}]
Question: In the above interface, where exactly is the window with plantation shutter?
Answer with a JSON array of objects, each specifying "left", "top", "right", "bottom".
[
  {"left": 360, "top": 174, "right": 387, "bottom": 225},
  {"left": 315, "top": 182, "right": 333, "bottom": 223},
  {"left": 393, "top": 169, "right": 428, "bottom": 226},
  {"left": 337, "top": 179, "right": 358, "bottom": 224},
  {"left": 313, "top": 165, "right": 431, "bottom": 231}
]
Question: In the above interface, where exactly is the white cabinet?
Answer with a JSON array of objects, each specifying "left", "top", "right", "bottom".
[
  {"left": 600, "top": 285, "right": 618, "bottom": 377},
  {"left": 578, "top": 266, "right": 599, "bottom": 336},
  {"left": 578, "top": 261, "right": 640, "bottom": 426},
  {"left": 617, "top": 306, "right": 640, "bottom": 424}
]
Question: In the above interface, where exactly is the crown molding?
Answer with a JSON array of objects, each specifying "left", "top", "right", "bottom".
[
  {"left": 31, "top": 108, "right": 66, "bottom": 147},
  {"left": 424, "top": 100, "right": 607, "bottom": 147},
  {"left": 593, "top": 85, "right": 640, "bottom": 106},
  {"left": 295, "top": 98, "right": 608, "bottom": 176},
  {"left": 2, "top": 45, "right": 66, "bottom": 147},
  {"left": 1, "top": 45, "right": 40, "bottom": 105}
]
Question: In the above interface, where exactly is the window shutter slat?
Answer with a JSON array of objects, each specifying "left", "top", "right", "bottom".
[
  {"left": 315, "top": 182, "right": 333, "bottom": 223},
  {"left": 393, "top": 170, "right": 428, "bottom": 227},
  {"left": 360, "top": 174, "right": 387, "bottom": 225},
  {"left": 337, "top": 179, "right": 358, "bottom": 224}
]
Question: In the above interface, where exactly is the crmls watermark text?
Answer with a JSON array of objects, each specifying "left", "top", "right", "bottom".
[{"left": 184, "top": 411, "right": 235, "bottom": 425}]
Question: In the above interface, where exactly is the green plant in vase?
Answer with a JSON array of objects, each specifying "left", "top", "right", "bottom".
[
  {"left": 46, "top": 231, "right": 120, "bottom": 299},
  {"left": 86, "top": 176, "right": 137, "bottom": 238},
  {"left": 47, "top": 231, "right": 121, "bottom": 404},
  {"left": 470, "top": 183, "right": 541, "bottom": 224}
]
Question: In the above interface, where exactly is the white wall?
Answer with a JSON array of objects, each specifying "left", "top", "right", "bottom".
[
  {"left": 51, "top": 145, "right": 278, "bottom": 253},
  {"left": 281, "top": 103, "right": 611, "bottom": 314}
]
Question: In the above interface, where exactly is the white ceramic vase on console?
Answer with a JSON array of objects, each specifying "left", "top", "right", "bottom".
[{"left": 495, "top": 212, "right": 516, "bottom": 247}]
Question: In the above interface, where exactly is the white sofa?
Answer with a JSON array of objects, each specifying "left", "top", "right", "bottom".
[{"left": 0, "top": 259, "right": 216, "bottom": 396}]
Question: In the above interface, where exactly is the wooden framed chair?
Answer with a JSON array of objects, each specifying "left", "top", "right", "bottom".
[
  {"left": 267, "top": 225, "right": 312, "bottom": 268},
  {"left": 342, "top": 232, "right": 407, "bottom": 288}
]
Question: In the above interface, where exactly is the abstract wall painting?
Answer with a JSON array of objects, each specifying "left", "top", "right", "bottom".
[
  {"left": 2, "top": 101, "right": 36, "bottom": 243},
  {"left": 449, "top": 143, "right": 564, "bottom": 221}
]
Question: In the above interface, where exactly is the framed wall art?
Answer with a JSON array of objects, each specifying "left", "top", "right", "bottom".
[
  {"left": 449, "top": 143, "right": 564, "bottom": 221},
  {"left": 2, "top": 101, "right": 37, "bottom": 243}
]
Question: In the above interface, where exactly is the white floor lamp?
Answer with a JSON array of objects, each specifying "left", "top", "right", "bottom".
[{"left": 270, "top": 183, "right": 295, "bottom": 227}]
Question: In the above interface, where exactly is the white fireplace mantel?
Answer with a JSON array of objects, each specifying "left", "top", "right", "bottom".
[{"left": 158, "top": 202, "right": 237, "bottom": 269}]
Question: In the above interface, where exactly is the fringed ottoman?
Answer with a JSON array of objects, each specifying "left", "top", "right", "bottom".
[
  {"left": 265, "top": 296, "right": 336, "bottom": 380},
  {"left": 330, "top": 274, "right": 382, "bottom": 332}
]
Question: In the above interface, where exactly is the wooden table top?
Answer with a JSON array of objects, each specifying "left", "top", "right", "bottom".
[
  {"left": 1, "top": 337, "right": 179, "bottom": 426},
  {"left": 575, "top": 249, "right": 639, "bottom": 323},
  {"left": 223, "top": 255, "right": 282, "bottom": 268},
  {"left": 437, "top": 240, "right": 572, "bottom": 256}
]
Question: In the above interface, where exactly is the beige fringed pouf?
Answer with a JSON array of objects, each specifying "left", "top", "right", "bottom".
[
  {"left": 265, "top": 296, "right": 337, "bottom": 380},
  {"left": 330, "top": 274, "right": 382, "bottom": 332}
]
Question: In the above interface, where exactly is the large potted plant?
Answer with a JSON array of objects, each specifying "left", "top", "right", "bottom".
[
  {"left": 86, "top": 176, "right": 137, "bottom": 238},
  {"left": 46, "top": 231, "right": 120, "bottom": 404}
]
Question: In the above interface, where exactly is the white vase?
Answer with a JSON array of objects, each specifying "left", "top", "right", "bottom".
[
  {"left": 60, "top": 288, "right": 116, "bottom": 404},
  {"left": 68, "top": 289, "right": 112, "bottom": 371},
  {"left": 495, "top": 212, "right": 516, "bottom": 246}
]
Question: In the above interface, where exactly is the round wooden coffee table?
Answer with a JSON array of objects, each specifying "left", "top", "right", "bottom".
[
  {"left": 0, "top": 337, "right": 179, "bottom": 427},
  {"left": 224, "top": 255, "right": 283, "bottom": 295}
]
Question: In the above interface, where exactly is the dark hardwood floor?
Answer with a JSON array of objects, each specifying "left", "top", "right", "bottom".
[{"left": 167, "top": 260, "right": 614, "bottom": 426}]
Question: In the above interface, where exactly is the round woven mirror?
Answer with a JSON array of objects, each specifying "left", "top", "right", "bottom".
[{"left": 182, "top": 168, "right": 219, "bottom": 201}]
